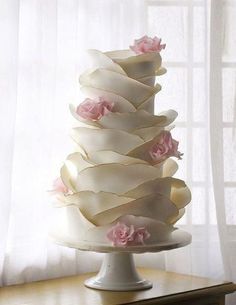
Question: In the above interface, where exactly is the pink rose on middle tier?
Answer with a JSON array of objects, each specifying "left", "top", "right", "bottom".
[
  {"left": 76, "top": 97, "right": 114, "bottom": 120},
  {"left": 149, "top": 130, "right": 183, "bottom": 164}
]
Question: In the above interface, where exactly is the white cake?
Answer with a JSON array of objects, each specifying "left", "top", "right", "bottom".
[{"left": 52, "top": 36, "right": 191, "bottom": 247}]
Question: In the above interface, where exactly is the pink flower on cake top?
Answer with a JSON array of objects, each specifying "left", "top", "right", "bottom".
[
  {"left": 76, "top": 97, "right": 114, "bottom": 121},
  {"left": 107, "top": 222, "right": 150, "bottom": 247},
  {"left": 130, "top": 35, "right": 166, "bottom": 54},
  {"left": 149, "top": 131, "right": 183, "bottom": 163}
]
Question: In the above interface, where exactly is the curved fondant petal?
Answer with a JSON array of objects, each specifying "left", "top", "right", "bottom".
[
  {"left": 60, "top": 152, "right": 94, "bottom": 192},
  {"left": 93, "top": 193, "right": 179, "bottom": 226},
  {"left": 125, "top": 177, "right": 191, "bottom": 209},
  {"left": 98, "top": 110, "right": 167, "bottom": 131},
  {"left": 105, "top": 49, "right": 134, "bottom": 59},
  {"left": 87, "top": 49, "right": 126, "bottom": 75},
  {"left": 81, "top": 86, "right": 136, "bottom": 112},
  {"left": 62, "top": 152, "right": 94, "bottom": 173},
  {"left": 110, "top": 52, "right": 162, "bottom": 80},
  {"left": 71, "top": 127, "right": 144, "bottom": 154},
  {"left": 133, "top": 126, "right": 164, "bottom": 141},
  {"left": 79, "top": 68, "right": 159, "bottom": 107},
  {"left": 124, "top": 177, "right": 172, "bottom": 198},
  {"left": 162, "top": 158, "right": 179, "bottom": 177},
  {"left": 171, "top": 184, "right": 192, "bottom": 209},
  {"left": 169, "top": 208, "right": 186, "bottom": 224},
  {"left": 133, "top": 109, "right": 177, "bottom": 141},
  {"left": 74, "top": 163, "right": 163, "bottom": 194},
  {"left": 158, "top": 109, "right": 178, "bottom": 125},
  {"left": 58, "top": 191, "right": 133, "bottom": 224},
  {"left": 60, "top": 165, "right": 77, "bottom": 193},
  {"left": 156, "top": 66, "right": 167, "bottom": 76},
  {"left": 88, "top": 150, "right": 148, "bottom": 165}
]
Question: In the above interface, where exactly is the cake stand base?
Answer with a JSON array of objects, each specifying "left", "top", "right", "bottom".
[
  {"left": 52, "top": 229, "right": 192, "bottom": 291},
  {"left": 85, "top": 252, "right": 152, "bottom": 291}
]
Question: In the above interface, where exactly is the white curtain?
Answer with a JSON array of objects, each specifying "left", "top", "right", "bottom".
[{"left": 0, "top": 0, "right": 236, "bottom": 303}]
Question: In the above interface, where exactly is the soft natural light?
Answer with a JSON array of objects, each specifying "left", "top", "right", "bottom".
[{"left": 0, "top": 1, "right": 236, "bottom": 304}]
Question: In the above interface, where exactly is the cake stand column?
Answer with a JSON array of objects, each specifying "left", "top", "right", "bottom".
[{"left": 84, "top": 252, "right": 152, "bottom": 291}]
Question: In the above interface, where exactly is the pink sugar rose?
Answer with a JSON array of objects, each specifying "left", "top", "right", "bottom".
[
  {"left": 76, "top": 97, "right": 114, "bottom": 121},
  {"left": 130, "top": 35, "right": 166, "bottom": 54},
  {"left": 107, "top": 222, "right": 150, "bottom": 247},
  {"left": 149, "top": 131, "right": 183, "bottom": 163},
  {"left": 133, "top": 227, "right": 151, "bottom": 244},
  {"left": 107, "top": 222, "right": 135, "bottom": 246},
  {"left": 52, "top": 177, "right": 69, "bottom": 194},
  {"left": 98, "top": 97, "right": 114, "bottom": 116}
]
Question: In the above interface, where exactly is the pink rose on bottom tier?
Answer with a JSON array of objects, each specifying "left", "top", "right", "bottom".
[
  {"left": 107, "top": 222, "right": 150, "bottom": 246},
  {"left": 149, "top": 130, "right": 183, "bottom": 164}
]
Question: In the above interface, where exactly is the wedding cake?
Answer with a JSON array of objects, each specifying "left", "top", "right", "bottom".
[{"left": 52, "top": 36, "right": 191, "bottom": 248}]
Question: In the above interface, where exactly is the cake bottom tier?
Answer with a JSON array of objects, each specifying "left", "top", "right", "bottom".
[{"left": 51, "top": 205, "right": 177, "bottom": 248}]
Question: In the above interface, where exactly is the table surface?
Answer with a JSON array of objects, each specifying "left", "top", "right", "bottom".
[{"left": 0, "top": 268, "right": 235, "bottom": 305}]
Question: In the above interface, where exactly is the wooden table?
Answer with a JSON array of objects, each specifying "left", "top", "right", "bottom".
[{"left": 0, "top": 268, "right": 235, "bottom": 305}]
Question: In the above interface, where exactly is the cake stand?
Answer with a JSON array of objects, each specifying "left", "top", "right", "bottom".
[{"left": 52, "top": 229, "right": 191, "bottom": 291}]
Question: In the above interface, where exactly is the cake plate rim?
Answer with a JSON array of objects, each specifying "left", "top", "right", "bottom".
[{"left": 51, "top": 228, "right": 191, "bottom": 254}]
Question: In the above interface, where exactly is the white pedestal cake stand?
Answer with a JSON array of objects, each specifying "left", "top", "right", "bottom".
[{"left": 52, "top": 229, "right": 191, "bottom": 291}]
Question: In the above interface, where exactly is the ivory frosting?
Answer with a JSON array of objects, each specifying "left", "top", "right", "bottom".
[{"left": 53, "top": 41, "right": 191, "bottom": 247}]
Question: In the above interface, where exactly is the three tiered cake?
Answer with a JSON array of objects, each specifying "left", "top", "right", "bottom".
[{"left": 52, "top": 36, "right": 191, "bottom": 248}]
